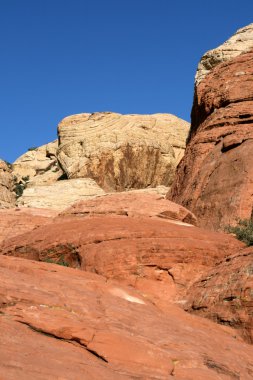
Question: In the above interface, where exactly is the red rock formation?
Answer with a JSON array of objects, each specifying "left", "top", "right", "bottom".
[
  {"left": 0, "top": 207, "right": 57, "bottom": 244},
  {"left": 185, "top": 247, "right": 253, "bottom": 343},
  {"left": 0, "top": 195, "right": 242, "bottom": 309},
  {"left": 1, "top": 255, "right": 253, "bottom": 379},
  {"left": 169, "top": 40, "right": 253, "bottom": 229},
  {"left": 61, "top": 192, "right": 197, "bottom": 225}
]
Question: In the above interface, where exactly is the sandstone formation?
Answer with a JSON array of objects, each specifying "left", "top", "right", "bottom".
[
  {"left": 57, "top": 112, "right": 189, "bottom": 192},
  {"left": 169, "top": 25, "right": 253, "bottom": 229},
  {"left": 0, "top": 160, "right": 15, "bottom": 208},
  {"left": 12, "top": 140, "right": 64, "bottom": 187},
  {"left": 0, "top": 208, "right": 57, "bottom": 245},
  {"left": 17, "top": 178, "right": 105, "bottom": 210},
  {"left": 196, "top": 23, "right": 253, "bottom": 85},
  {"left": 1, "top": 197, "right": 242, "bottom": 308},
  {"left": 185, "top": 247, "right": 253, "bottom": 344},
  {"left": 1, "top": 255, "right": 253, "bottom": 379},
  {"left": 61, "top": 192, "right": 197, "bottom": 225}
]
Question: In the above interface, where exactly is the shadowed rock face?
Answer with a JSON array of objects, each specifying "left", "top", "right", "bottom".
[
  {"left": 0, "top": 160, "right": 15, "bottom": 208},
  {"left": 169, "top": 26, "right": 253, "bottom": 230},
  {"left": 57, "top": 112, "right": 189, "bottom": 192},
  {"left": 185, "top": 247, "right": 253, "bottom": 344},
  {"left": 1, "top": 255, "right": 253, "bottom": 380}
]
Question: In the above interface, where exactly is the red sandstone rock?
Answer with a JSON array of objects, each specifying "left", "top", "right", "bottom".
[
  {"left": 169, "top": 49, "right": 253, "bottom": 230},
  {"left": 0, "top": 207, "right": 57, "bottom": 244},
  {"left": 185, "top": 247, "right": 253, "bottom": 344},
  {"left": 61, "top": 192, "right": 197, "bottom": 225},
  {"left": 0, "top": 211, "right": 242, "bottom": 308},
  {"left": 1, "top": 255, "right": 253, "bottom": 379}
]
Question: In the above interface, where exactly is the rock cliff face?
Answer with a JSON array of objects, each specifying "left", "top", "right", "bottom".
[
  {"left": 57, "top": 112, "right": 189, "bottom": 192},
  {"left": 0, "top": 160, "right": 15, "bottom": 208},
  {"left": 169, "top": 24, "right": 253, "bottom": 229}
]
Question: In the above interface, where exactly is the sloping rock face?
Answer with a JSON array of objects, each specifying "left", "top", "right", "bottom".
[
  {"left": 17, "top": 178, "right": 105, "bottom": 210},
  {"left": 1, "top": 194, "right": 242, "bottom": 307},
  {"left": 1, "top": 255, "right": 253, "bottom": 379},
  {"left": 57, "top": 112, "right": 189, "bottom": 192},
  {"left": 0, "top": 160, "right": 15, "bottom": 208},
  {"left": 0, "top": 208, "right": 57, "bottom": 245},
  {"left": 169, "top": 25, "right": 253, "bottom": 230},
  {"left": 61, "top": 193, "right": 197, "bottom": 225},
  {"left": 12, "top": 140, "right": 63, "bottom": 186},
  {"left": 185, "top": 247, "right": 253, "bottom": 344}
]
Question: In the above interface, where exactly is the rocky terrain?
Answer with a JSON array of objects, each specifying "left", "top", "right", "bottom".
[
  {"left": 1, "top": 24, "right": 253, "bottom": 379},
  {"left": 169, "top": 23, "right": 253, "bottom": 229}
]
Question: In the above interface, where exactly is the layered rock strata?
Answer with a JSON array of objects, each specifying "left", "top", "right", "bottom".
[
  {"left": 57, "top": 112, "right": 189, "bottom": 192},
  {"left": 1, "top": 255, "right": 253, "bottom": 379},
  {"left": 169, "top": 25, "right": 253, "bottom": 229}
]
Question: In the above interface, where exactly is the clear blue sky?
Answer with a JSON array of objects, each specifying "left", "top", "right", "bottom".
[{"left": 1, "top": 0, "right": 253, "bottom": 162}]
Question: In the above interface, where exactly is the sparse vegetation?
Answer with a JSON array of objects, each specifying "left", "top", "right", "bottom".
[
  {"left": 43, "top": 255, "right": 69, "bottom": 267},
  {"left": 225, "top": 219, "right": 253, "bottom": 246},
  {"left": 28, "top": 147, "right": 38, "bottom": 151},
  {"left": 13, "top": 175, "right": 30, "bottom": 198}
]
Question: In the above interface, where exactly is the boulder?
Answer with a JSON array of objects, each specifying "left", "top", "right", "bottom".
[
  {"left": 0, "top": 160, "right": 15, "bottom": 208},
  {"left": 57, "top": 112, "right": 189, "bottom": 192},
  {"left": 12, "top": 140, "right": 64, "bottom": 187},
  {"left": 17, "top": 178, "right": 105, "bottom": 210},
  {"left": 1, "top": 255, "right": 252, "bottom": 379},
  {"left": 169, "top": 24, "right": 253, "bottom": 229}
]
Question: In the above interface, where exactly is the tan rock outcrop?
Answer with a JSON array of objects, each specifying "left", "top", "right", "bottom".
[
  {"left": 169, "top": 25, "right": 253, "bottom": 230},
  {"left": 57, "top": 112, "right": 189, "bottom": 192},
  {"left": 17, "top": 178, "right": 105, "bottom": 210},
  {"left": 195, "top": 23, "right": 253, "bottom": 85},
  {"left": 12, "top": 140, "right": 64, "bottom": 187},
  {"left": 0, "top": 160, "right": 15, "bottom": 208}
]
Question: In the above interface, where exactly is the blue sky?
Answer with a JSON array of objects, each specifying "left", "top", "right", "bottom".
[{"left": 1, "top": 0, "right": 253, "bottom": 162}]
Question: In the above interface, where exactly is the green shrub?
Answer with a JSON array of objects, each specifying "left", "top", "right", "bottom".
[
  {"left": 43, "top": 256, "right": 69, "bottom": 267},
  {"left": 28, "top": 147, "right": 38, "bottom": 151},
  {"left": 225, "top": 219, "right": 253, "bottom": 246}
]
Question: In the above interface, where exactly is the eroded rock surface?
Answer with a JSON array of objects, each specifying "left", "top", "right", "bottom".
[
  {"left": 12, "top": 140, "right": 63, "bottom": 187},
  {"left": 195, "top": 23, "right": 253, "bottom": 85},
  {"left": 0, "top": 208, "right": 57, "bottom": 245},
  {"left": 169, "top": 26, "right": 253, "bottom": 229},
  {"left": 0, "top": 160, "right": 15, "bottom": 208},
  {"left": 57, "top": 112, "right": 189, "bottom": 192},
  {"left": 1, "top": 255, "right": 253, "bottom": 379},
  {"left": 17, "top": 178, "right": 105, "bottom": 210},
  {"left": 61, "top": 192, "right": 197, "bottom": 225},
  {"left": 185, "top": 247, "right": 253, "bottom": 344}
]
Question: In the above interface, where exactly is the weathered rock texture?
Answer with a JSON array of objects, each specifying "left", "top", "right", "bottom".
[
  {"left": 61, "top": 193, "right": 197, "bottom": 225},
  {"left": 12, "top": 140, "right": 63, "bottom": 186},
  {"left": 185, "top": 247, "right": 253, "bottom": 344},
  {"left": 0, "top": 208, "right": 57, "bottom": 245},
  {"left": 0, "top": 160, "right": 15, "bottom": 208},
  {"left": 195, "top": 23, "right": 253, "bottom": 85},
  {"left": 57, "top": 112, "right": 189, "bottom": 192},
  {"left": 169, "top": 25, "right": 253, "bottom": 230},
  {"left": 17, "top": 178, "right": 105, "bottom": 210},
  {"left": 1, "top": 255, "right": 253, "bottom": 379},
  {"left": 1, "top": 194, "right": 242, "bottom": 308}
]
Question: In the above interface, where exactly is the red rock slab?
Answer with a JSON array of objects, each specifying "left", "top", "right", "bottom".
[
  {"left": 1, "top": 255, "right": 253, "bottom": 379},
  {"left": 61, "top": 192, "right": 197, "bottom": 225},
  {"left": 0, "top": 207, "right": 58, "bottom": 244},
  {"left": 169, "top": 50, "right": 253, "bottom": 230},
  {"left": 185, "top": 247, "right": 253, "bottom": 344},
  {"left": 0, "top": 215, "right": 243, "bottom": 305}
]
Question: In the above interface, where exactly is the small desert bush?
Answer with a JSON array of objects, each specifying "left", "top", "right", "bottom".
[{"left": 225, "top": 219, "right": 253, "bottom": 246}]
